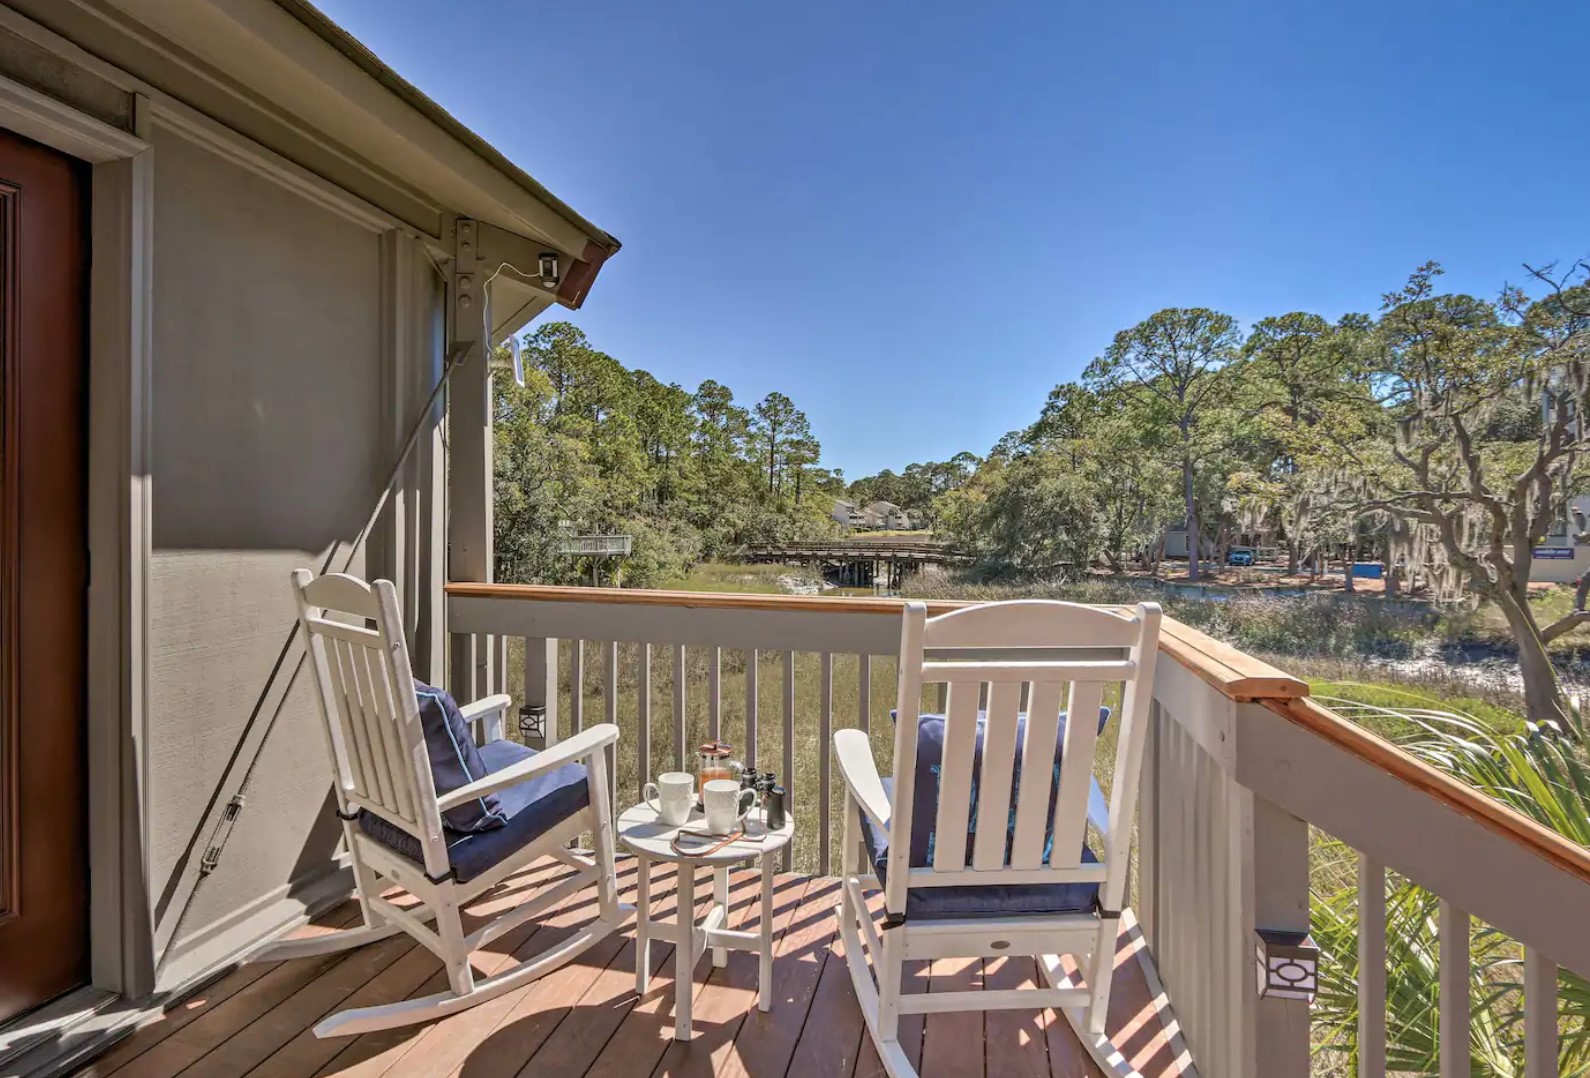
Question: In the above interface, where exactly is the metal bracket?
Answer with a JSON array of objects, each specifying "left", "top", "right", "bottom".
[
  {"left": 452, "top": 217, "right": 481, "bottom": 333},
  {"left": 199, "top": 794, "right": 246, "bottom": 876}
]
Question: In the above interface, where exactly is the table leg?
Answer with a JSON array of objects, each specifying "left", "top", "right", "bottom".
[
  {"left": 635, "top": 853, "right": 651, "bottom": 995},
  {"left": 759, "top": 855, "right": 774, "bottom": 1011},
  {"left": 675, "top": 862, "right": 696, "bottom": 1041},
  {"left": 712, "top": 865, "right": 729, "bottom": 968}
]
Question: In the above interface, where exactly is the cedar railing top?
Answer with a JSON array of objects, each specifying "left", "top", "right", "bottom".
[
  {"left": 1265, "top": 695, "right": 1590, "bottom": 887},
  {"left": 444, "top": 582, "right": 1308, "bottom": 701}
]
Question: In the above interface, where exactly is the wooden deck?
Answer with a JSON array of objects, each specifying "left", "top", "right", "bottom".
[{"left": 73, "top": 857, "right": 1188, "bottom": 1078}]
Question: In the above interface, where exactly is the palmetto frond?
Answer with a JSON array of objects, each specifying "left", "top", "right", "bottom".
[{"left": 1310, "top": 697, "right": 1590, "bottom": 1075}]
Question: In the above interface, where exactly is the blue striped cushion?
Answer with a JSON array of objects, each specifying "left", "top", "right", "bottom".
[
  {"left": 861, "top": 778, "right": 1101, "bottom": 920},
  {"left": 888, "top": 706, "right": 1111, "bottom": 869},
  {"left": 414, "top": 682, "right": 505, "bottom": 833}
]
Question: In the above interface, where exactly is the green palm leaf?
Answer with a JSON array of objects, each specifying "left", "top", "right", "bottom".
[{"left": 1309, "top": 693, "right": 1590, "bottom": 1076}]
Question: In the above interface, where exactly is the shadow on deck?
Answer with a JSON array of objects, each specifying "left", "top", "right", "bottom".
[{"left": 73, "top": 857, "right": 1190, "bottom": 1078}]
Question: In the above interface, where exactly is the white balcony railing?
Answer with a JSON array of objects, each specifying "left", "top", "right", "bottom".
[{"left": 447, "top": 583, "right": 1590, "bottom": 1078}]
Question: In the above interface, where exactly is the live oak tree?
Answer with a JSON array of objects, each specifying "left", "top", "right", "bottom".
[
  {"left": 1236, "top": 311, "right": 1376, "bottom": 573},
  {"left": 1332, "top": 262, "right": 1590, "bottom": 727},
  {"left": 1085, "top": 308, "right": 1242, "bottom": 580}
]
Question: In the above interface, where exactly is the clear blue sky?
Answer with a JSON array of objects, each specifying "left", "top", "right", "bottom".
[{"left": 321, "top": 0, "right": 1590, "bottom": 480}]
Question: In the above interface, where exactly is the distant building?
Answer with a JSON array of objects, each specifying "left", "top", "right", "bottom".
[
  {"left": 862, "top": 500, "right": 915, "bottom": 530},
  {"left": 1162, "top": 525, "right": 1190, "bottom": 559},
  {"left": 832, "top": 498, "right": 916, "bottom": 531},
  {"left": 1529, "top": 495, "right": 1590, "bottom": 583}
]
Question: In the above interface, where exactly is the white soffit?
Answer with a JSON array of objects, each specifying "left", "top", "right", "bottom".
[{"left": 105, "top": 0, "right": 609, "bottom": 262}]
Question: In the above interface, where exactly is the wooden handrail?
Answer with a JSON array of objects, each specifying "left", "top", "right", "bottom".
[
  {"left": 444, "top": 582, "right": 1308, "bottom": 701},
  {"left": 447, "top": 582, "right": 922, "bottom": 616},
  {"left": 1156, "top": 619, "right": 1307, "bottom": 701},
  {"left": 1265, "top": 696, "right": 1590, "bottom": 886}
]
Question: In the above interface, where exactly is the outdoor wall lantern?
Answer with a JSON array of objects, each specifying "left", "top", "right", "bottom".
[
  {"left": 1255, "top": 928, "right": 1319, "bottom": 1001},
  {"left": 538, "top": 252, "right": 561, "bottom": 289},
  {"left": 519, "top": 703, "right": 548, "bottom": 744}
]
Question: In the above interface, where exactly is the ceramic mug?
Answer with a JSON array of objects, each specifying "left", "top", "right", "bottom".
[
  {"left": 702, "top": 778, "right": 757, "bottom": 835},
  {"left": 643, "top": 771, "right": 695, "bottom": 827}
]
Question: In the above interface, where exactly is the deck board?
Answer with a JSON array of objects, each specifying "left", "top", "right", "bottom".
[
  {"left": 70, "top": 860, "right": 1189, "bottom": 1078},
  {"left": 650, "top": 870, "right": 807, "bottom": 1078}
]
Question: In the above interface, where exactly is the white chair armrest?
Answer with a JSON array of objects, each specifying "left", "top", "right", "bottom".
[
  {"left": 1088, "top": 777, "right": 1109, "bottom": 843},
  {"left": 459, "top": 693, "right": 512, "bottom": 744},
  {"left": 833, "top": 728, "right": 891, "bottom": 836},
  {"left": 437, "top": 723, "right": 619, "bottom": 812}
]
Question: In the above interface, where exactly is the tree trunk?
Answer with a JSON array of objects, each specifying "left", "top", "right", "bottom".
[
  {"left": 1493, "top": 589, "right": 1571, "bottom": 729},
  {"left": 1287, "top": 540, "right": 1300, "bottom": 575},
  {"left": 1182, "top": 450, "right": 1200, "bottom": 582}
]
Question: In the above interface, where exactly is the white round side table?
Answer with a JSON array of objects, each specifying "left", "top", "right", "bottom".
[{"left": 616, "top": 801, "right": 795, "bottom": 1041}]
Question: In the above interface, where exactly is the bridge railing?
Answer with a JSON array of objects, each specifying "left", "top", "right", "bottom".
[{"left": 743, "top": 540, "right": 972, "bottom": 561}]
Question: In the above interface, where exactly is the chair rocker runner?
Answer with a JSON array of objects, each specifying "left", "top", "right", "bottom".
[
  {"left": 250, "top": 570, "right": 630, "bottom": 1038},
  {"left": 834, "top": 598, "right": 1162, "bottom": 1077}
]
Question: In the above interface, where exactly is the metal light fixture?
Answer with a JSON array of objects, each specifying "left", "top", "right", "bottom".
[
  {"left": 538, "top": 252, "right": 561, "bottom": 289},
  {"left": 1255, "top": 928, "right": 1319, "bottom": 1001},
  {"left": 508, "top": 333, "right": 525, "bottom": 387},
  {"left": 519, "top": 703, "right": 547, "bottom": 745}
]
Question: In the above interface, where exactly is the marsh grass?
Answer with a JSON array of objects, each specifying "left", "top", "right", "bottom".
[
  {"left": 912, "top": 576, "right": 1448, "bottom": 660},
  {"left": 658, "top": 561, "right": 819, "bottom": 594}
]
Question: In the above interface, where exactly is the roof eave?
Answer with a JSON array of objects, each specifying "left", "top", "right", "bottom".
[{"left": 269, "top": 0, "right": 621, "bottom": 263}]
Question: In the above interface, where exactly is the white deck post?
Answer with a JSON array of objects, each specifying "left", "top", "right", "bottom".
[
  {"left": 1251, "top": 793, "right": 1311, "bottom": 1078},
  {"left": 373, "top": 230, "right": 447, "bottom": 685},
  {"left": 447, "top": 216, "right": 493, "bottom": 701},
  {"left": 523, "top": 637, "right": 559, "bottom": 749}
]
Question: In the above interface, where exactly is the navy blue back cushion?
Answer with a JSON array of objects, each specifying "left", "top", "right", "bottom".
[
  {"left": 414, "top": 682, "right": 506, "bottom": 833},
  {"left": 890, "top": 706, "right": 1110, "bottom": 868}
]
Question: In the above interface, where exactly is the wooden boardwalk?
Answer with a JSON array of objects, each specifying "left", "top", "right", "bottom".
[{"left": 73, "top": 857, "right": 1189, "bottom": 1078}]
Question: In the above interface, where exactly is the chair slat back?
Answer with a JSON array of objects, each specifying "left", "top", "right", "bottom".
[
  {"left": 292, "top": 570, "right": 447, "bottom": 875},
  {"left": 886, "top": 599, "right": 1162, "bottom": 918}
]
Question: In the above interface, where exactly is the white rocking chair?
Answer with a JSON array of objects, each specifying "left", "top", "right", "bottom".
[
  {"left": 251, "top": 570, "right": 629, "bottom": 1038},
  {"left": 834, "top": 598, "right": 1162, "bottom": 1076}
]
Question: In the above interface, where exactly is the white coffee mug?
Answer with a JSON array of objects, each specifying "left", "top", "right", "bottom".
[
  {"left": 702, "top": 778, "right": 757, "bottom": 835},
  {"left": 643, "top": 771, "right": 695, "bottom": 827}
]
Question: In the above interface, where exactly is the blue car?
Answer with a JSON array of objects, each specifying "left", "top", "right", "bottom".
[{"left": 1227, "top": 548, "right": 1255, "bottom": 567}]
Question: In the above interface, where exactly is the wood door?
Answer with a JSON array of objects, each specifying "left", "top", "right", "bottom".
[{"left": 0, "top": 128, "right": 89, "bottom": 1025}]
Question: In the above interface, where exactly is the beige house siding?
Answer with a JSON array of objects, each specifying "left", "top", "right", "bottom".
[
  {"left": 145, "top": 123, "right": 390, "bottom": 979},
  {"left": 3, "top": 0, "right": 443, "bottom": 237},
  {"left": 0, "top": 10, "right": 612, "bottom": 1060}
]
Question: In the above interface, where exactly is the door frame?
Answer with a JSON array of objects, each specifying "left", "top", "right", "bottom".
[{"left": 0, "top": 74, "right": 154, "bottom": 1003}]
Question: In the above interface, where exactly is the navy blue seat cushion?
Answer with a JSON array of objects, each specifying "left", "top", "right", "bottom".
[
  {"left": 359, "top": 739, "right": 590, "bottom": 883},
  {"left": 414, "top": 682, "right": 504, "bottom": 833},
  {"left": 862, "top": 705, "right": 1111, "bottom": 920}
]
